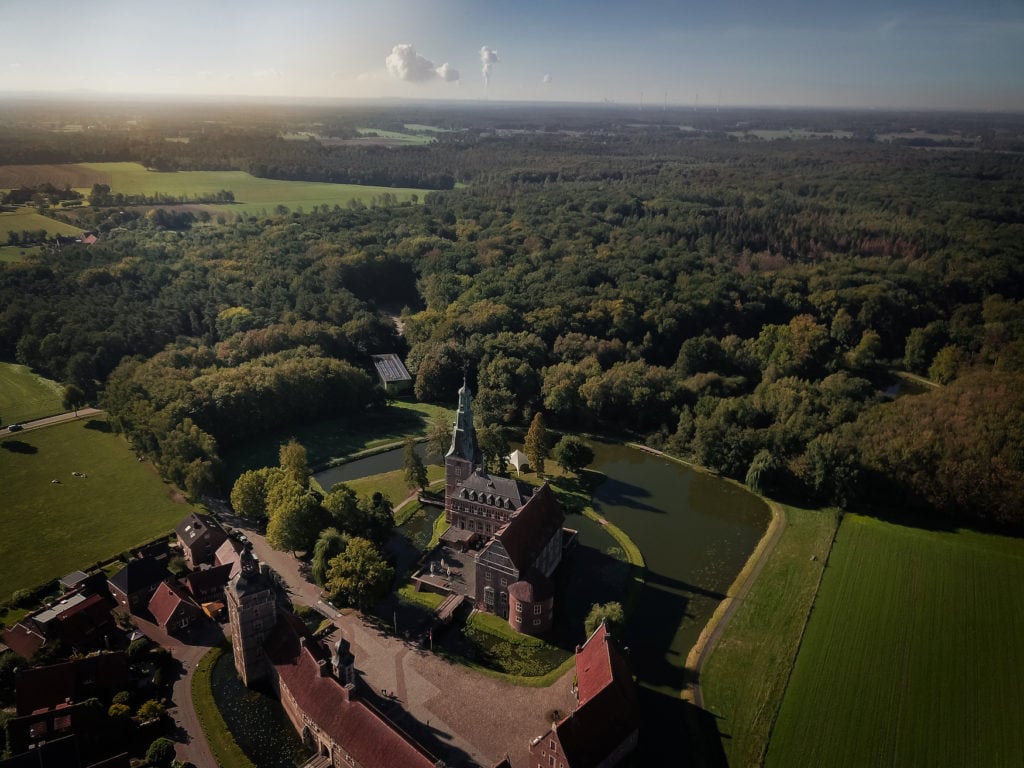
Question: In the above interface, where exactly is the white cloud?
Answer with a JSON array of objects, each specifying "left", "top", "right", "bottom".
[
  {"left": 480, "top": 45, "right": 499, "bottom": 85},
  {"left": 385, "top": 44, "right": 458, "bottom": 83}
]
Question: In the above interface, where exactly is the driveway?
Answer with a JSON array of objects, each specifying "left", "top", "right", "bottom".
[{"left": 220, "top": 508, "right": 575, "bottom": 768}]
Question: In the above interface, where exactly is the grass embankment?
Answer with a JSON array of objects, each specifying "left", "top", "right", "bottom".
[
  {"left": 343, "top": 466, "right": 444, "bottom": 507},
  {"left": 223, "top": 400, "right": 452, "bottom": 482},
  {"left": 766, "top": 514, "right": 1024, "bottom": 768},
  {"left": 0, "top": 362, "right": 65, "bottom": 424},
  {"left": 192, "top": 645, "right": 257, "bottom": 768},
  {"left": 0, "top": 417, "right": 190, "bottom": 594},
  {"left": 701, "top": 505, "right": 839, "bottom": 768}
]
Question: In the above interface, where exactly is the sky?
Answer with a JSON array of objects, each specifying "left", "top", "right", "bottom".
[{"left": 1, "top": 0, "right": 1022, "bottom": 110}]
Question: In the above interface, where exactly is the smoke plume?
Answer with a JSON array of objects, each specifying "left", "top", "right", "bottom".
[
  {"left": 480, "top": 46, "right": 499, "bottom": 85},
  {"left": 386, "top": 44, "right": 459, "bottom": 83}
]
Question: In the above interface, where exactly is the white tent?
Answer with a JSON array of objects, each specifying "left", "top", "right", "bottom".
[{"left": 507, "top": 449, "right": 529, "bottom": 474}]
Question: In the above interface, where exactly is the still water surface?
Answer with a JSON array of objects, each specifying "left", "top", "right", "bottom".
[{"left": 314, "top": 439, "right": 769, "bottom": 697}]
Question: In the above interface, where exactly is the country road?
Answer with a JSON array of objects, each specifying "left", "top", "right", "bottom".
[{"left": 3, "top": 407, "right": 103, "bottom": 434}]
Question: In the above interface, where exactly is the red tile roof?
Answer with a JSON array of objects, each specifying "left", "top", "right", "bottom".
[
  {"left": 148, "top": 581, "right": 203, "bottom": 629},
  {"left": 266, "top": 614, "right": 439, "bottom": 768},
  {"left": 183, "top": 563, "right": 233, "bottom": 599},
  {"left": 1, "top": 622, "right": 46, "bottom": 659},
  {"left": 550, "top": 623, "right": 639, "bottom": 768}
]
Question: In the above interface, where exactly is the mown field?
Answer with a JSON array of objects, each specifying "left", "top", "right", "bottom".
[
  {"left": 0, "top": 362, "right": 65, "bottom": 424},
  {"left": 765, "top": 514, "right": 1024, "bottom": 768},
  {"left": 0, "top": 209, "right": 83, "bottom": 242},
  {"left": 0, "top": 162, "right": 428, "bottom": 218},
  {"left": 342, "top": 465, "right": 444, "bottom": 506},
  {"left": 0, "top": 417, "right": 190, "bottom": 595},
  {"left": 701, "top": 505, "right": 839, "bottom": 768}
]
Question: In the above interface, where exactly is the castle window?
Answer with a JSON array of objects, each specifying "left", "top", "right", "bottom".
[
  {"left": 534, "top": 618, "right": 542, "bottom": 627},
  {"left": 534, "top": 604, "right": 543, "bottom": 614},
  {"left": 500, "top": 577, "right": 507, "bottom": 587},
  {"left": 485, "top": 570, "right": 492, "bottom": 582},
  {"left": 516, "top": 603, "right": 522, "bottom": 613}
]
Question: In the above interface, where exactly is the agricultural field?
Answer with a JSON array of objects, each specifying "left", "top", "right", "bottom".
[
  {"left": 0, "top": 245, "right": 40, "bottom": 263},
  {"left": 0, "top": 162, "right": 428, "bottom": 218},
  {"left": 765, "top": 514, "right": 1024, "bottom": 768},
  {"left": 702, "top": 505, "right": 839, "bottom": 768},
  {"left": 0, "top": 209, "right": 84, "bottom": 242},
  {"left": 0, "top": 362, "right": 65, "bottom": 424},
  {"left": 0, "top": 417, "right": 191, "bottom": 595}
]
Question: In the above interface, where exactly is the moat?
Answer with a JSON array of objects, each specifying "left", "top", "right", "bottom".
[{"left": 316, "top": 439, "right": 770, "bottom": 698}]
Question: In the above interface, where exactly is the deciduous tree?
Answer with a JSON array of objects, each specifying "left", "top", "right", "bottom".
[
  {"left": 324, "top": 537, "right": 394, "bottom": 612},
  {"left": 525, "top": 411, "right": 550, "bottom": 475}
]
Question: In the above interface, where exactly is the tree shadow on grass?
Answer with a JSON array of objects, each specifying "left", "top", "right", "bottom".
[
  {"left": 83, "top": 419, "right": 111, "bottom": 432},
  {"left": 2, "top": 440, "right": 37, "bottom": 454}
]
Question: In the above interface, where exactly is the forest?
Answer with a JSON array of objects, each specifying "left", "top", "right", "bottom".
[{"left": 1, "top": 100, "right": 1022, "bottom": 527}]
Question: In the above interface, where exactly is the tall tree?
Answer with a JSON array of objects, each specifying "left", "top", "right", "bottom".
[
  {"left": 403, "top": 437, "right": 429, "bottom": 492},
  {"left": 425, "top": 415, "right": 452, "bottom": 461},
  {"left": 584, "top": 601, "right": 624, "bottom": 637},
  {"left": 62, "top": 383, "right": 87, "bottom": 416},
  {"left": 279, "top": 438, "right": 311, "bottom": 487},
  {"left": 552, "top": 435, "right": 594, "bottom": 475},
  {"left": 525, "top": 411, "right": 550, "bottom": 476},
  {"left": 266, "top": 490, "right": 326, "bottom": 554},
  {"left": 324, "top": 537, "right": 394, "bottom": 612},
  {"left": 312, "top": 527, "right": 349, "bottom": 586}
]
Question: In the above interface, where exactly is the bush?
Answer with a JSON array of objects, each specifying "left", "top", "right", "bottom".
[
  {"left": 112, "top": 690, "right": 133, "bottom": 706},
  {"left": 108, "top": 703, "right": 131, "bottom": 720},
  {"left": 146, "top": 736, "right": 176, "bottom": 767},
  {"left": 137, "top": 698, "right": 165, "bottom": 722},
  {"left": 127, "top": 637, "right": 151, "bottom": 662}
]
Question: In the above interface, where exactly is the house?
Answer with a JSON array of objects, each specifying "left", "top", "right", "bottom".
[
  {"left": 215, "top": 537, "right": 245, "bottom": 578},
  {"left": 182, "top": 562, "right": 233, "bottom": 603},
  {"left": 31, "top": 592, "right": 114, "bottom": 652},
  {"left": 16, "top": 653, "right": 128, "bottom": 717},
  {"left": 175, "top": 512, "right": 228, "bottom": 568},
  {"left": 148, "top": 581, "right": 204, "bottom": 634},
  {"left": 528, "top": 622, "right": 639, "bottom": 768},
  {"left": 107, "top": 557, "right": 168, "bottom": 614},
  {"left": 444, "top": 383, "right": 567, "bottom": 635},
  {"left": 370, "top": 353, "right": 413, "bottom": 394}
]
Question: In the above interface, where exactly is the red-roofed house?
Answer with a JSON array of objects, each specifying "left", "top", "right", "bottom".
[
  {"left": 182, "top": 563, "right": 233, "bottom": 603},
  {"left": 15, "top": 653, "right": 129, "bottom": 717},
  {"left": 528, "top": 622, "right": 639, "bottom": 768},
  {"left": 148, "top": 581, "right": 204, "bottom": 634}
]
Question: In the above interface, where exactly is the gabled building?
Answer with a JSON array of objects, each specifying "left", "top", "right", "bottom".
[
  {"left": 15, "top": 653, "right": 129, "bottom": 717},
  {"left": 107, "top": 557, "right": 168, "bottom": 614},
  {"left": 175, "top": 512, "right": 228, "bottom": 568},
  {"left": 182, "top": 562, "right": 233, "bottom": 603},
  {"left": 148, "top": 581, "right": 204, "bottom": 635},
  {"left": 443, "top": 383, "right": 567, "bottom": 635},
  {"left": 215, "top": 537, "right": 245, "bottom": 578},
  {"left": 529, "top": 622, "right": 639, "bottom": 768},
  {"left": 370, "top": 353, "right": 413, "bottom": 394}
]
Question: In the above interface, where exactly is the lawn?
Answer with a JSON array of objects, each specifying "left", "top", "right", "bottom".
[
  {"left": 0, "top": 362, "right": 65, "bottom": 424},
  {"left": 765, "top": 514, "right": 1024, "bottom": 768},
  {"left": 222, "top": 399, "right": 452, "bottom": 484},
  {"left": 701, "top": 505, "right": 839, "bottom": 768},
  {"left": 0, "top": 245, "right": 42, "bottom": 262},
  {"left": 342, "top": 465, "right": 444, "bottom": 507},
  {"left": 0, "top": 417, "right": 192, "bottom": 595}
]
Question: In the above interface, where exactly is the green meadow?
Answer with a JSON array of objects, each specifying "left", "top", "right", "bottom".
[
  {"left": 0, "top": 363, "right": 65, "bottom": 424},
  {"left": 0, "top": 210, "right": 83, "bottom": 242},
  {"left": 0, "top": 418, "right": 191, "bottom": 595},
  {"left": 765, "top": 514, "right": 1024, "bottom": 768}
]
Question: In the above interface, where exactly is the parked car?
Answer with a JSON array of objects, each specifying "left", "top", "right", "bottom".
[{"left": 7, "top": 424, "right": 23, "bottom": 432}]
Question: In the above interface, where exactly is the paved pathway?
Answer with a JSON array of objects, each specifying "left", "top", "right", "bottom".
[
  {"left": 216, "top": 507, "right": 575, "bottom": 768},
  {"left": 3, "top": 408, "right": 102, "bottom": 434},
  {"left": 131, "top": 614, "right": 224, "bottom": 768}
]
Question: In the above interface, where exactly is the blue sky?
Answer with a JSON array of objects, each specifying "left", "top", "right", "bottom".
[{"left": 1, "top": 0, "right": 1022, "bottom": 109}]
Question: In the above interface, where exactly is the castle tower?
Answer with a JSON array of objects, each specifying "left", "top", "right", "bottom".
[
  {"left": 225, "top": 547, "right": 278, "bottom": 687},
  {"left": 445, "top": 382, "right": 480, "bottom": 521}
]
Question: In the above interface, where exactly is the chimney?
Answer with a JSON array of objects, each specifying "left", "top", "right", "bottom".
[
  {"left": 344, "top": 682, "right": 356, "bottom": 700},
  {"left": 317, "top": 658, "right": 329, "bottom": 677}
]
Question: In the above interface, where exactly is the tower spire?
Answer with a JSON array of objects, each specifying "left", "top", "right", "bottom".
[{"left": 446, "top": 379, "right": 478, "bottom": 462}]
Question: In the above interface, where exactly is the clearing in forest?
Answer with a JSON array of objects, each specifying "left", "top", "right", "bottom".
[{"left": 765, "top": 513, "right": 1024, "bottom": 768}]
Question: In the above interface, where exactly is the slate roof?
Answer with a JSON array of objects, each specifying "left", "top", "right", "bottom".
[
  {"left": 551, "top": 623, "right": 639, "bottom": 768},
  {"left": 370, "top": 354, "right": 412, "bottom": 384},
  {"left": 107, "top": 557, "right": 168, "bottom": 596},
  {"left": 265, "top": 614, "right": 439, "bottom": 768},
  {"left": 494, "top": 484, "right": 564, "bottom": 571},
  {"left": 175, "top": 513, "right": 227, "bottom": 561},
  {"left": 148, "top": 581, "right": 203, "bottom": 629},
  {"left": 457, "top": 471, "right": 531, "bottom": 510},
  {"left": 182, "top": 563, "right": 233, "bottom": 599},
  {"left": 508, "top": 569, "right": 553, "bottom": 603},
  {"left": 215, "top": 538, "right": 244, "bottom": 577}
]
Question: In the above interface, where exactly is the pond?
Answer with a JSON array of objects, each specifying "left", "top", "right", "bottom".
[
  {"left": 210, "top": 650, "right": 312, "bottom": 768},
  {"left": 314, "top": 439, "right": 770, "bottom": 699}
]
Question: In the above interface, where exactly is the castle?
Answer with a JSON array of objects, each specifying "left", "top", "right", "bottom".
[
  {"left": 226, "top": 549, "right": 444, "bottom": 768},
  {"left": 444, "top": 384, "right": 569, "bottom": 635}
]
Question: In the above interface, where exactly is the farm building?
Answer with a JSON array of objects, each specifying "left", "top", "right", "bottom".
[{"left": 370, "top": 353, "right": 413, "bottom": 393}]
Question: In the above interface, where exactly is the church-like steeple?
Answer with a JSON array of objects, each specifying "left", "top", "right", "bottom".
[{"left": 446, "top": 380, "right": 479, "bottom": 463}]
